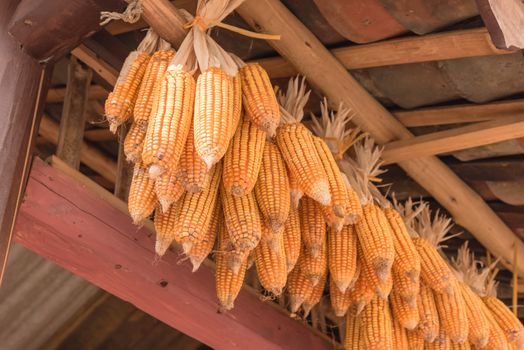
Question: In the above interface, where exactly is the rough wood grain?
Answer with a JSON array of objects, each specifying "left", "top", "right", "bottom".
[
  {"left": 47, "top": 85, "right": 107, "bottom": 104},
  {"left": 476, "top": 0, "right": 524, "bottom": 49},
  {"left": 142, "top": 0, "right": 188, "bottom": 48},
  {"left": 114, "top": 124, "right": 133, "bottom": 200},
  {"left": 15, "top": 159, "right": 333, "bottom": 350},
  {"left": 72, "top": 45, "right": 118, "bottom": 86},
  {"left": 236, "top": 0, "right": 524, "bottom": 275}
]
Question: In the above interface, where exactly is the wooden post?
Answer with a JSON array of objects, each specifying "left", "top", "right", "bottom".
[
  {"left": 57, "top": 57, "right": 93, "bottom": 169},
  {"left": 0, "top": 0, "right": 51, "bottom": 283},
  {"left": 114, "top": 124, "right": 133, "bottom": 200}
]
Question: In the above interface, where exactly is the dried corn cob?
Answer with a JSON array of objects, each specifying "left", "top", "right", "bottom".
[
  {"left": 414, "top": 237, "right": 456, "bottom": 295},
  {"left": 302, "top": 272, "right": 326, "bottom": 317},
  {"left": 298, "top": 242, "right": 327, "bottom": 287},
  {"left": 283, "top": 206, "right": 301, "bottom": 273},
  {"left": 449, "top": 341, "right": 470, "bottom": 350},
  {"left": 361, "top": 296, "right": 393, "bottom": 350},
  {"left": 288, "top": 170, "right": 303, "bottom": 210},
  {"left": 393, "top": 318, "right": 410, "bottom": 350},
  {"left": 287, "top": 265, "right": 314, "bottom": 313},
  {"left": 124, "top": 121, "right": 147, "bottom": 163},
  {"left": 239, "top": 63, "right": 280, "bottom": 136},
  {"left": 194, "top": 67, "right": 235, "bottom": 168},
  {"left": 154, "top": 170, "right": 185, "bottom": 213},
  {"left": 360, "top": 246, "right": 393, "bottom": 300},
  {"left": 407, "top": 329, "right": 425, "bottom": 350},
  {"left": 230, "top": 73, "right": 242, "bottom": 138},
  {"left": 418, "top": 282, "right": 440, "bottom": 342},
  {"left": 154, "top": 202, "right": 177, "bottom": 257},
  {"left": 347, "top": 263, "right": 375, "bottom": 315},
  {"left": 221, "top": 183, "right": 262, "bottom": 253},
  {"left": 142, "top": 68, "right": 195, "bottom": 178},
  {"left": 391, "top": 285, "right": 420, "bottom": 330},
  {"left": 457, "top": 282, "right": 489, "bottom": 348},
  {"left": 177, "top": 123, "right": 209, "bottom": 193},
  {"left": 223, "top": 115, "right": 266, "bottom": 196},
  {"left": 128, "top": 162, "right": 156, "bottom": 224},
  {"left": 344, "top": 313, "right": 363, "bottom": 350},
  {"left": 481, "top": 301, "right": 511, "bottom": 350},
  {"left": 299, "top": 196, "right": 326, "bottom": 258},
  {"left": 345, "top": 183, "right": 363, "bottom": 225},
  {"left": 484, "top": 295, "right": 524, "bottom": 348},
  {"left": 171, "top": 162, "right": 222, "bottom": 255},
  {"left": 255, "top": 141, "right": 290, "bottom": 232},
  {"left": 216, "top": 221, "right": 247, "bottom": 311},
  {"left": 106, "top": 51, "right": 150, "bottom": 133},
  {"left": 330, "top": 277, "right": 351, "bottom": 317},
  {"left": 187, "top": 201, "right": 221, "bottom": 272},
  {"left": 425, "top": 329, "right": 450, "bottom": 350},
  {"left": 434, "top": 282, "right": 469, "bottom": 344},
  {"left": 254, "top": 224, "right": 287, "bottom": 296},
  {"left": 356, "top": 203, "right": 395, "bottom": 282},
  {"left": 328, "top": 223, "right": 357, "bottom": 292}
]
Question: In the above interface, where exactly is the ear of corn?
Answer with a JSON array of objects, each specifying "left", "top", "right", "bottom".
[
  {"left": 434, "top": 281, "right": 469, "bottom": 345},
  {"left": 283, "top": 206, "right": 301, "bottom": 273},
  {"left": 347, "top": 263, "right": 374, "bottom": 315},
  {"left": 286, "top": 264, "right": 314, "bottom": 313},
  {"left": 393, "top": 318, "right": 410, "bottom": 350},
  {"left": 288, "top": 170, "right": 304, "bottom": 210},
  {"left": 128, "top": 162, "right": 157, "bottom": 225},
  {"left": 154, "top": 201, "right": 178, "bottom": 257},
  {"left": 105, "top": 51, "right": 150, "bottom": 133},
  {"left": 302, "top": 272, "right": 326, "bottom": 317},
  {"left": 176, "top": 122, "right": 209, "bottom": 193},
  {"left": 276, "top": 123, "right": 331, "bottom": 206},
  {"left": 481, "top": 300, "right": 511, "bottom": 350},
  {"left": 124, "top": 121, "right": 148, "bottom": 163},
  {"left": 239, "top": 63, "right": 280, "bottom": 136},
  {"left": 254, "top": 141, "right": 290, "bottom": 233},
  {"left": 216, "top": 220, "right": 247, "bottom": 311},
  {"left": 413, "top": 237, "right": 455, "bottom": 295},
  {"left": 221, "top": 183, "right": 262, "bottom": 254},
  {"left": 142, "top": 68, "right": 195, "bottom": 178},
  {"left": 391, "top": 285, "right": 420, "bottom": 331},
  {"left": 457, "top": 282, "right": 489, "bottom": 348},
  {"left": 172, "top": 162, "right": 222, "bottom": 254},
  {"left": 328, "top": 223, "right": 357, "bottom": 292},
  {"left": 361, "top": 296, "right": 393, "bottom": 350},
  {"left": 483, "top": 295, "right": 524, "bottom": 347},
  {"left": 254, "top": 223, "right": 287, "bottom": 296},
  {"left": 449, "top": 341, "right": 471, "bottom": 350},
  {"left": 154, "top": 170, "right": 185, "bottom": 213},
  {"left": 356, "top": 203, "right": 395, "bottom": 282},
  {"left": 344, "top": 313, "right": 363, "bottom": 350},
  {"left": 360, "top": 246, "right": 393, "bottom": 300},
  {"left": 298, "top": 242, "right": 327, "bottom": 287},
  {"left": 424, "top": 329, "right": 450, "bottom": 350},
  {"left": 299, "top": 196, "right": 327, "bottom": 258},
  {"left": 406, "top": 329, "right": 425, "bottom": 350},
  {"left": 417, "top": 282, "right": 440, "bottom": 342},
  {"left": 330, "top": 277, "right": 351, "bottom": 317},
  {"left": 194, "top": 67, "right": 236, "bottom": 168},
  {"left": 223, "top": 116, "right": 266, "bottom": 196},
  {"left": 344, "top": 178, "right": 363, "bottom": 225},
  {"left": 230, "top": 73, "right": 242, "bottom": 139},
  {"left": 187, "top": 201, "right": 221, "bottom": 272}
]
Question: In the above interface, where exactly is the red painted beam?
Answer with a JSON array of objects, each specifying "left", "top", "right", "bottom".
[{"left": 15, "top": 159, "right": 332, "bottom": 350}]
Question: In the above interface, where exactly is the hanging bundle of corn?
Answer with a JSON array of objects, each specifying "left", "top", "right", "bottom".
[
  {"left": 360, "top": 296, "right": 393, "bottom": 350},
  {"left": 105, "top": 29, "right": 156, "bottom": 133},
  {"left": 125, "top": 40, "right": 176, "bottom": 163},
  {"left": 176, "top": 123, "right": 209, "bottom": 193},
  {"left": 344, "top": 313, "right": 363, "bottom": 350},
  {"left": 283, "top": 205, "right": 301, "bottom": 273},
  {"left": 299, "top": 196, "right": 327, "bottom": 258},
  {"left": 154, "top": 170, "right": 185, "bottom": 213},
  {"left": 222, "top": 114, "right": 266, "bottom": 196},
  {"left": 276, "top": 77, "right": 331, "bottom": 206},
  {"left": 186, "top": 201, "right": 221, "bottom": 272},
  {"left": 328, "top": 223, "right": 358, "bottom": 293},
  {"left": 254, "top": 141, "right": 290, "bottom": 233},
  {"left": 309, "top": 98, "right": 363, "bottom": 225},
  {"left": 254, "top": 223, "right": 287, "bottom": 296},
  {"left": 128, "top": 162, "right": 157, "bottom": 224}
]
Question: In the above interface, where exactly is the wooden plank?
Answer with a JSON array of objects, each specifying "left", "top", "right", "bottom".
[
  {"left": 0, "top": 0, "right": 52, "bottom": 284},
  {"left": 56, "top": 57, "right": 93, "bottom": 169},
  {"left": 476, "top": 0, "right": 524, "bottom": 49},
  {"left": 39, "top": 116, "right": 117, "bottom": 183},
  {"left": 394, "top": 99, "right": 524, "bottom": 127},
  {"left": 84, "top": 128, "right": 115, "bottom": 142},
  {"left": 8, "top": 0, "right": 122, "bottom": 62},
  {"left": 72, "top": 45, "right": 119, "bottom": 86},
  {"left": 382, "top": 115, "right": 524, "bottom": 164},
  {"left": 14, "top": 159, "right": 333, "bottom": 350},
  {"left": 236, "top": 0, "right": 524, "bottom": 276},
  {"left": 257, "top": 28, "right": 514, "bottom": 79},
  {"left": 47, "top": 85, "right": 107, "bottom": 104}
]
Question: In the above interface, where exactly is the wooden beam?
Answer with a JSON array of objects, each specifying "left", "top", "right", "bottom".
[
  {"left": 39, "top": 115, "right": 117, "bottom": 183},
  {"left": 57, "top": 58, "right": 93, "bottom": 169},
  {"left": 476, "top": 0, "right": 524, "bottom": 49},
  {"left": 46, "top": 85, "right": 107, "bottom": 104},
  {"left": 394, "top": 99, "right": 524, "bottom": 127},
  {"left": 382, "top": 115, "right": 524, "bottom": 164},
  {"left": 256, "top": 28, "right": 514, "bottom": 79},
  {"left": 236, "top": 0, "right": 524, "bottom": 276},
  {"left": 72, "top": 45, "right": 118, "bottom": 86},
  {"left": 8, "top": 0, "right": 122, "bottom": 62},
  {"left": 84, "top": 128, "right": 115, "bottom": 142},
  {"left": 114, "top": 124, "right": 133, "bottom": 200},
  {"left": 142, "top": 0, "right": 188, "bottom": 48},
  {"left": 15, "top": 159, "right": 333, "bottom": 350}
]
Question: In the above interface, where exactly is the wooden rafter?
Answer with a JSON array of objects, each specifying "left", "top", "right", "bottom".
[
  {"left": 235, "top": 0, "right": 524, "bottom": 275},
  {"left": 47, "top": 85, "right": 107, "bottom": 104},
  {"left": 72, "top": 45, "right": 118, "bottom": 85}
]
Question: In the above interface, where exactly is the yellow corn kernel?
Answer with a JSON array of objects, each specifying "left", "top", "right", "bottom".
[
  {"left": 276, "top": 122, "right": 331, "bottom": 206},
  {"left": 299, "top": 196, "right": 327, "bottom": 258},
  {"left": 344, "top": 177, "right": 363, "bottom": 225},
  {"left": 356, "top": 204, "right": 395, "bottom": 282},
  {"left": 320, "top": 204, "right": 344, "bottom": 233},
  {"left": 239, "top": 63, "right": 280, "bottom": 136},
  {"left": 330, "top": 277, "right": 351, "bottom": 317},
  {"left": 194, "top": 67, "right": 235, "bottom": 168},
  {"left": 413, "top": 237, "right": 456, "bottom": 295},
  {"left": 418, "top": 282, "right": 440, "bottom": 342},
  {"left": 302, "top": 272, "right": 326, "bottom": 317},
  {"left": 391, "top": 285, "right": 420, "bottom": 331},
  {"left": 393, "top": 318, "right": 410, "bottom": 350},
  {"left": 406, "top": 328, "right": 425, "bottom": 350},
  {"left": 128, "top": 162, "right": 156, "bottom": 225},
  {"left": 223, "top": 115, "right": 266, "bottom": 196},
  {"left": 457, "top": 283, "right": 489, "bottom": 348},
  {"left": 177, "top": 123, "right": 209, "bottom": 193},
  {"left": 288, "top": 169, "right": 304, "bottom": 210},
  {"left": 481, "top": 300, "right": 511, "bottom": 350},
  {"left": 449, "top": 341, "right": 471, "bottom": 350},
  {"left": 361, "top": 296, "right": 393, "bottom": 350},
  {"left": 286, "top": 264, "right": 314, "bottom": 313},
  {"left": 298, "top": 242, "right": 327, "bottom": 287},
  {"left": 171, "top": 162, "right": 222, "bottom": 255},
  {"left": 344, "top": 313, "right": 363, "bottom": 350},
  {"left": 187, "top": 201, "right": 220, "bottom": 272},
  {"left": 230, "top": 73, "right": 242, "bottom": 138},
  {"left": 221, "top": 182, "right": 262, "bottom": 253},
  {"left": 105, "top": 51, "right": 150, "bottom": 133},
  {"left": 142, "top": 68, "right": 195, "bottom": 178},
  {"left": 255, "top": 141, "right": 290, "bottom": 232},
  {"left": 328, "top": 223, "right": 357, "bottom": 293},
  {"left": 154, "top": 170, "right": 185, "bottom": 213},
  {"left": 254, "top": 223, "right": 287, "bottom": 296},
  {"left": 484, "top": 295, "right": 524, "bottom": 347},
  {"left": 216, "top": 220, "right": 247, "bottom": 311},
  {"left": 124, "top": 122, "right": 147, "bottom": 163},
  {"left": 283, "top": 206, "right": 301, "bottom": 273}
]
